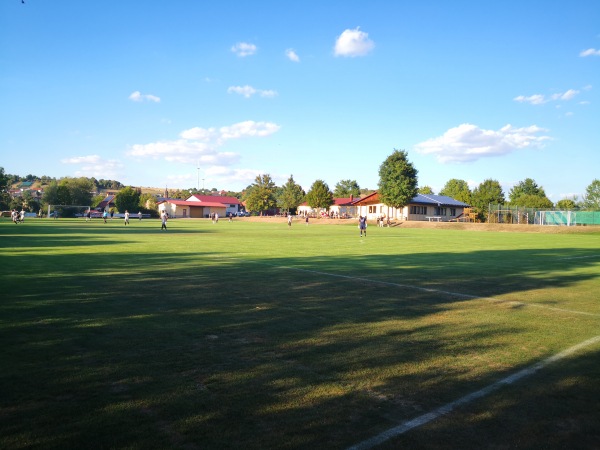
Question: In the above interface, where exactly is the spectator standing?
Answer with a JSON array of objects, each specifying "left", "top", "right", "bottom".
[{"left": 161, "top": 211, "right": 168, "bottom": 230}]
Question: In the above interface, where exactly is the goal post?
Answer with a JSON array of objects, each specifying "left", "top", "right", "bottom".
[{"left": 46, "top": 205, "right": 92, "bottom": 219}]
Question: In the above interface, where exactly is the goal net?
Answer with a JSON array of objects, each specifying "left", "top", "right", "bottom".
[
  {"left": 533, "top": 210, "right": 600, "bottom": 226},
  {"left": 46, "top": 205, "right": 92, "bottom": 219}
]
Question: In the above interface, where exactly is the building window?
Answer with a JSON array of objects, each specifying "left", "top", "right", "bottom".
[
  {"left": 450, "top": 208, "right": 456, "bottom": 216},
  {"left": 435, "top": 207, "right": 447, "bottom": 215},
  {"left": 410, "top": 206, "right": 427, "bottom": 215}
]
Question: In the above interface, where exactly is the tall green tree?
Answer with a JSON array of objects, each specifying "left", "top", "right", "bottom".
[
  {"left": 0, "top": 167, "right": 10, "bottom": 210},
  {"left": 61, "top": 177, "right": 95, "bottom": 205},
  {"left": 418, "top": 185, "right": 434, "bottom": 194},
  {"left": 512, "top": 194, "right": 553, "bottom": 209},
  {"left": 333, "top": 179, "right": 361, "bottom": 197},
  {"left": 115, "top": 187, "right": 141, "bottom": 213},
  {"left": 305, "top": 180, "right": 334, "bottom": 212},
  {"left": 439, "top": 179, "right": 472, "bottom": 204},
  {"left": 244, "top": 174, "right": 277, "bottom": 215},
  {"left": 471, "top": 179, "right": 505, "bottom": 221},
  {"left": 377, "top": 149, "right": 418, "bottom": 209},
  {"left": 508, "top": 178, "right": 551, "bottom": 207},
  {"left": 277, "top": 175, "right": 305, "bottom": 213},
  {"left": 556, "top": 198, "right": 578, "bottom": 210},
  {"left": 582, "top": 179, "right": 600, "bottom": 210}
]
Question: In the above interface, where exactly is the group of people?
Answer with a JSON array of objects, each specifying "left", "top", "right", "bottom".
[
  {"left": 376, "top": 216, "right": 390, "bottom": 227},
  {"left": 10, "top": 209, "right": 25, "bottom": 224},
  {"left": 286, "top": 213, "right": 309, "bottom": 227}
]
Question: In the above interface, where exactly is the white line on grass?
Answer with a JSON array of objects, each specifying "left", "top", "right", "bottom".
[
  {"left": 346, "top": 335, "right": 600, "bottom": 450},
  {"left": 560, "top": 255, "right": 599, "bottom": 260},
  {"left": 263, "top": 263, "right": 600, "bottom": 318}
]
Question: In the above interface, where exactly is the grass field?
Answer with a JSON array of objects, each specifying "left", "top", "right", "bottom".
[{"left": 1, "top": 217, "right": 599, "bottom": 449}]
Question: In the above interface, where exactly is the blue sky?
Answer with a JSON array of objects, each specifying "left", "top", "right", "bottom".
[{"left": 1, "top": 1, "right": 599, "bottom": 201}]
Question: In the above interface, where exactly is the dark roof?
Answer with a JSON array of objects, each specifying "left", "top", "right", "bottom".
[
  {"left": 412, "top": 194, "right": 469, "bottom": 207},
  {"left": 352, "top": 192, "right": 469, "bottom": 207}
]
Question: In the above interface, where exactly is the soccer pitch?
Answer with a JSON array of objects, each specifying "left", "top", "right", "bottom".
[{"left": 1, "top": 218, "right": 599, "bottom": 449}]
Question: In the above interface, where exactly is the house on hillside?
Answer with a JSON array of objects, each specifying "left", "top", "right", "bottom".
[
  {"left": 96, "top": 194, "right": 116, "bottom": 211},
  {"left": 157, "top": 195, "right": 242, "bottom": 219},
  {"left": 352, "top": 192, "right": 469, "bottom": 222}
]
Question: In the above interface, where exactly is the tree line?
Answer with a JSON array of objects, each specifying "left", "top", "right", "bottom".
[
  {"left": 241, "top": 151, "right": 600, "bottom": 219},
  {"left": 2, "top": 156, "right": 599, "bottom": 220}
]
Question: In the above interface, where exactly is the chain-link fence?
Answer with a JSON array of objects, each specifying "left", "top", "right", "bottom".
[{"left": 487, "top": 204, "right": 600, "bottom": 226}]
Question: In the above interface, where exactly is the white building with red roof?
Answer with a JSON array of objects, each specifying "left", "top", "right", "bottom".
[{"left": 157, "top": 194, "right": 242, "bottom": 219}]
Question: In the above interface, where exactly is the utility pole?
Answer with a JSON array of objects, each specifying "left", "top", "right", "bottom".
[{"left": 197, "top": 160, "right": 200, "bottom": 191}]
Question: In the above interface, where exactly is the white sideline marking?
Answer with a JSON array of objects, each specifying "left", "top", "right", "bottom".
[
  {"left": 268, "top": 264, "right": 600, "bottom": 318},
  {"left": 346, "top": 335, "right": 600, "bottom": 450},
  {"left": 560, "top": 255, "right": 599, "bottom": 260}
]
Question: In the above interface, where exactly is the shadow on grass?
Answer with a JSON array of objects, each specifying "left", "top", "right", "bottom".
[{"left": 1, "top": 244, "right": 599, "bottom": 449}]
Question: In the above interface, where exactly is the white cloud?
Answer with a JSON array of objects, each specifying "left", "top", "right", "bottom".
[
  {"left": 514, "top": 88, "right": 580, "bottom": 105},
  {"left": 550, "top": 89, "right": 579, "bottom": 101},
  {"left": 61, "top": 155, "right": 102, "bottom": 164},
  {"left": 228, "top": 85, "right": 256, "bottom": 98},
  {"left": 514, "top": 94, "right": 546, "bottom": 105},
  {"left": 285, "top": 48, "right": 300, "bottom": 62},
  {"left": 204, "top": 167, "right": 265, "bottom": 187},
  {"left": 61, "top": 154, "right": 124, "bottom": 179},
  {"left": 179, "top": 127, "right": 217, "bottom": 141},
  {"left": 219, "top": 120, "right": 281, "bottom": 140},
  {"left": 414, "top": 123, "right": 551, "bottom": 163},
  {"left": 580, "top": 48, "right": 600, "bottom": 57},
  {"left": 334, "top": 27, "right": 375, "bottom": 57},
  {"left": 259, "top": 89, "right": 277, "bottom": 98},
  {"left": 127, "top": 120, "right": 280, "bottom": 165},
  {"left": 129, "top": 91, "right": 161, "bottom": 103},
  {"left": 231, "top": 42, "right": 257, "bottom": 57},
  {"left": 227, "top": 85, "right": 277, "bottom": 98}
]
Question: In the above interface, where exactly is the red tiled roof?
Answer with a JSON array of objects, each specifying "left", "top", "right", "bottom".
[
  {"left": 187, "top": 194, "right": 241, "bottom": 204},
  {"left": 333, "top": 197, "right": 353, "bottom": 205},
  {"left": 351, "top": 192, "right": 379, "bottom": 205},
  {"left": 158, "top": 200, "right": 227, "bottom": 207}
]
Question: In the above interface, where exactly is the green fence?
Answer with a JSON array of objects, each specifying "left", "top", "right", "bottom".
[
  {"left": 488, "top": 205, "right": 600, "bottom": 226},
  {"left": 535, "top": 210, "right": 600, "bottom": 226}
]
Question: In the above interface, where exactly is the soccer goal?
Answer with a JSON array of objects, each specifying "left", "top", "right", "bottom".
[
  {"left": 46, "top": 205, "right": 92, "bottom": 219},
  {"left": 534, "top": 210, "right": 576, "bottom": 226},
  {"left": 535, "top": 210, "right": 600, "bottom": 226}
]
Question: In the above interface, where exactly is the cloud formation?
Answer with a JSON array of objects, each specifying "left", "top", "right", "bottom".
[
  {"left": 227, "top": 85, "right": 277, "bottom": 98},
  {"left": 231, "top": 42, "right": 257, "bottom": 57},
  {"left": 128, "top": 120, "right": 281, "bottom": 165},
  {"left": 285, "top": 48, "right": 300, "bottom": 62},
  {"left": 61, "top": 154, "right": 124, "bottom": 178},
  {"left": 513, "top": 88, "right": 580, "bottom": 105},
  {"left": 128, "top": 91, "right": 161, "bottom": 102},
  {"left": 334, "top": 27, "right": 374, "bottom": 57},
  {"left": 580, "top": 48, "right": 600, "bottom": 57},
  {"left": 414, "top": 123, "right": 551, "bottom": 163}
]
